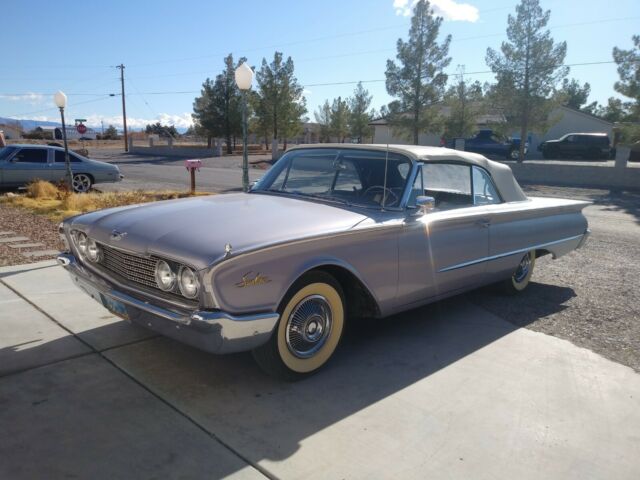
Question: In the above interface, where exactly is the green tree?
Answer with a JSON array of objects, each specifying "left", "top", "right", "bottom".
[
  {"left": 443, "top": 76, "right": 484, "bottom": 138},
  {"left": 254, "top": 52, "right": 307, "bottom": 148},
  {"left": 348, "top": 82, "right": 374, "bottom": 143},
  {"left": 613, "top": 35, "right": 640, "bottom": 120},
  {"left": 330, "top": 97, "right": 351, "bottom": 143},
  {"left": 145, "top": 122, "right": 178, "bottom": 138},
  {"left": 191, "top": 54, "right": 245, "bottom": 152},
  {"left": 192, "top": 78, "right": 220, "bottom": 147},
  {"left": 385, "top": 0, "right": 451, "bottom": 144},
  {"left": 314, "top": 100, "right": 332, "bottom": 142},
  {"left": 594, "top": 97, "right": 628, "bottom": 122},
  {"left": 103, "top": 124, "right": 119, "bottom": 140},
  {"left": 557, "top": 78, "right": 591, "bottom": 110},
  {"left": 486, "top": 0, "right": 568, "bottom": 161}
]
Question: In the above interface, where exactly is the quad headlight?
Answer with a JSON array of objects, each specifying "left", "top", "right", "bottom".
[
  {"left": 72, "top": 231, "right": 101, "bottom": 263},
  {"left": 178, "top": 266, "right": 200, "bottom": 299},
  {"left": 85, "top": 238, "right": 102, "bottom": 263},
  {"left": 155, "top": 260, "right": 176, "bottom": 291},
  {"left": 74, "top": 231, "right": 88, "bottom": 256}
]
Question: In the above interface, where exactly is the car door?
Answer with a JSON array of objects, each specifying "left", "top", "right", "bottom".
[
  {"left": 51, "top": 149, "right": 82, "bottom": 182},
  {"left": 1, "top": 147, "right": 51, "bottom": 185},
  {"left": 397, "top": 162, "right": 490, "bottom": 306},
  {"left": 562, "top": 135, "right": 580, "bottom": 157}
]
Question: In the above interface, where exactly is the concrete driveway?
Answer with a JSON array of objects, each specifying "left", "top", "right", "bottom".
[{"left": 1, "top": 260, "right": 639, "bottom": 479}]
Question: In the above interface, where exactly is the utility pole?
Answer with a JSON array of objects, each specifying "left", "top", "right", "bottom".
[{"left": 116, "top": 64, "right": 128, "bottom": 152}]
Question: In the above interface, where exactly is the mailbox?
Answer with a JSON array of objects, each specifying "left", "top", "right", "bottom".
[
  {"left": 184, "top": 159, "right": 202, "bottom": 193},
  {"left": 184, "top": 159, "right": 202, "bottom": 171}
]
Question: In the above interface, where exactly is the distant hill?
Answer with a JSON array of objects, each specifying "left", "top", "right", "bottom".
[
  {"left": 0, "top": 117, "right": 60, "bottom": 130},
  {"left": 0, "top": 117, "right": 188, "bottom": 134}
]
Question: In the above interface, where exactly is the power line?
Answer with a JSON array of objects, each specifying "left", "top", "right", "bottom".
[
  {"left": 126, "top": 15, "right": 639, "bottom": 69},
  {"left": 1, "top": 59, "right": 627, "bottom": 100}
]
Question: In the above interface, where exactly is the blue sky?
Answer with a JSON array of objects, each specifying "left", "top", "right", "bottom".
[{"left": 1, "top": 0, "right": 639, "bottom": 130}]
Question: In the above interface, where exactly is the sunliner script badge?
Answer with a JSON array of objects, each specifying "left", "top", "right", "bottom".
[
  {"left": 235, "top": 272, "right": 271, "bottom": 288},
  {"left": 110, "top": 230, "right": 127, "bottom": 241}
]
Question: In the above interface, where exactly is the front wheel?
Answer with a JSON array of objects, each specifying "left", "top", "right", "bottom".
[
  {"left": 502, "top": 251, "right": 536, "bottom": 294},
  {"left": 508, "top": 147, "right": 519, "bottom": 160},
  {"left": 72, "top": 173, "right": 93, "bottom": 193},
  {"left": 252, "top": 271, "right": 345, "bottom": 380}
]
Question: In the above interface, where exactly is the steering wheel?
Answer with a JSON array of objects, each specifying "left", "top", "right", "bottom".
[{"left": 362, "top": 186, "right": 399, "bottom": 207}]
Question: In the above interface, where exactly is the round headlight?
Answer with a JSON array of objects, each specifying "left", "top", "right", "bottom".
[
  {"left": 75, "top": 232, "right": 88, "bottom": 256},
  {"left": 178, "top": 266, "right": 199, "bottom": 299},
  {"left": 86, "top": 238, "right": 102, "bottom": 263},
  {"left": 155, "top": 260, "right": 176, "bottom": 291}
]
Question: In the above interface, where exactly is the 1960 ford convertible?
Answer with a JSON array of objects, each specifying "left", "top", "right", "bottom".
[{"left": 57, "top": 145, "right": 590, "bottom": 379}]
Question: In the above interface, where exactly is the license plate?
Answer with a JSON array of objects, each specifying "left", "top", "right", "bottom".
[{"left": 100, "top": 294, "right": 129, "bottom": 320}]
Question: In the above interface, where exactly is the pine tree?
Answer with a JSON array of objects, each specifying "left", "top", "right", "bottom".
[
  {"left": 348, "top": 82, "right": 374, "bottom": 143},
  {"left": 443, "top": 75, "right": 484, "bottom": 138},
  {"left": 613, "top": 35, "right": 640, "bottom": 121},
  {"left": 330, "top": 97, "right": 350, "bottom": 143},
  {"left": 255, "top": 52, "right": 307, "bottom": 147},
  {"left": 385, "top": 0, "right": 451, "bottom": 144},
  {"left": 486, "top": 0, "right": 567, "bottom": 161},
  {"left": 557, "top": 78, "right": 591, "bottom": 110},
  {"left": 314, "top": 100, "right": 332, "bottom": 142}
]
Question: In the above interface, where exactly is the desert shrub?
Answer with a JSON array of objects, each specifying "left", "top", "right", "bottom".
[{"left": 26, "top": 180, "right": 59, "bottom": 200}]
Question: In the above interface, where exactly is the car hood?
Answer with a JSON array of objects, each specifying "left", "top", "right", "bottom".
[{"left": 71, "top": 193, "right": 369, "bottom": 270}]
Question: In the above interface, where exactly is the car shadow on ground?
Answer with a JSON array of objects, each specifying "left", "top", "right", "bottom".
[
  {"left": 0, "top": 279, "right": 577, "bottom": 475},
  {"left": 466, "top": 282, "right": 576, "bottom": 328}
]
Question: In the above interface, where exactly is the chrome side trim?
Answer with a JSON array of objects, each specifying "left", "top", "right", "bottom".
[{"left": 438, "top": 233, "right": 586, "bottom": 273}]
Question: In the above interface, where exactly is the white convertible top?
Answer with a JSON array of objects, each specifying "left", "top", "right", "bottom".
[{"left": 288, "top": 144, "right": 528, "bottom": 203}]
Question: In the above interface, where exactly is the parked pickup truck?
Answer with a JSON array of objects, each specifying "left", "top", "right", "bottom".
[{"left": 444, "top": 129, "right": 527, "bottom": 160}]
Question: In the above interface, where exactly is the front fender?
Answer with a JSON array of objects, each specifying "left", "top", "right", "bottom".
[{"left": 204, "top": 226, "right": 399, "bottom": 315}]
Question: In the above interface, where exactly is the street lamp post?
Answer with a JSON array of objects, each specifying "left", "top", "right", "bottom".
[
  {"left": 234, "top": 62, "right": 254, "bottom": 192},
  {"left": 54, "top": 91, "right": 73, "bottom": 191}
]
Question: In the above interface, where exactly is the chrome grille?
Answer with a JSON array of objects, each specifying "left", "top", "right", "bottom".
[{"left": 99, "top": 244, "right": 159, "bottom": 289}]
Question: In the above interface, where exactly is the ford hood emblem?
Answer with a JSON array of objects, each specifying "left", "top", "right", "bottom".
[{"left": 110, "top": 230, "right": 127, "bottom": 241}]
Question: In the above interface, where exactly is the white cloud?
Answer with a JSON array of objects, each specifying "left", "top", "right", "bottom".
[
  {"left": 0, "top": 93, "right": 47, "bottom": 105},
  {"left": 83, "top": 113, "right": 194, "bottom": 130},
  {"left": 394, "top": 0, "right": 479, "bottom": 22}
]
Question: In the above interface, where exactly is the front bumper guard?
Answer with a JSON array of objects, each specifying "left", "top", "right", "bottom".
[{"left": 56, "top": 253, "right": 279, "bottom": 354}]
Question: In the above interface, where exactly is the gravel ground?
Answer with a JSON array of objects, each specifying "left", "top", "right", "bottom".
[
  {"left": 0, "top": 204, "right": 64, "bottom": 266},
  {"left": 469, "top": 185, "right": 640, "bottom": 372}
]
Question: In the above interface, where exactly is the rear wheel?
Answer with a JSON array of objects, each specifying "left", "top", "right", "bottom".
[
  {"left": 252, "top": 271, "right": 345, "bottom": 380},
  {"left": 508, "top": 147, "right": 519, "bottom": 160},
  {"left": 72, "top": 173, "right": 92, "bottom": 193},
  {"left": 502, "top": 251, "right": 535, "bottom": 294}
]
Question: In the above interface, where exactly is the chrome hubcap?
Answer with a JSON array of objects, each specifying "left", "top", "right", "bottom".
[
  {"left": 73, "top": 174, "right": 91, "bottom": 192},
  {"left": 285, "top": 294, "right": 332, "bottom": 358},
  {"left": 513, "top": 254, "right": 531, "bottom": 283}
]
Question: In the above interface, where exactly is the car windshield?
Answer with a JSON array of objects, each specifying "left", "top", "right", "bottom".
[
  {"left": 251, "top": 148, "right": 412, "bottom": 209},
  {"left": 0, "top": 146, "right": 17, "bottom": 160}
]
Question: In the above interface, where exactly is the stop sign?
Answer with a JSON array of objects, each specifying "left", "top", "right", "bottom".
[{"left": 76, "top": 123, "right": 87, "bottom": 134}]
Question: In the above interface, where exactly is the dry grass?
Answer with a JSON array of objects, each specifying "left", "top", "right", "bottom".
[
  {"left": 26, "top": 179, "right": 60, "bottom": 200},
  {"left": 1, "top": 180, "right": 211, "bottom": 222}
]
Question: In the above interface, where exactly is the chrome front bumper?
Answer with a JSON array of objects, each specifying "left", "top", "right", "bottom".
[{"left": 56, "top": 253, "right": 279, "bottom": 354}]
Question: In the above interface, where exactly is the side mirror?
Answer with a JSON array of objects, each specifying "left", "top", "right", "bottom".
[{"left": 414, "top": 195, "right": 435, "bottom": 216}]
